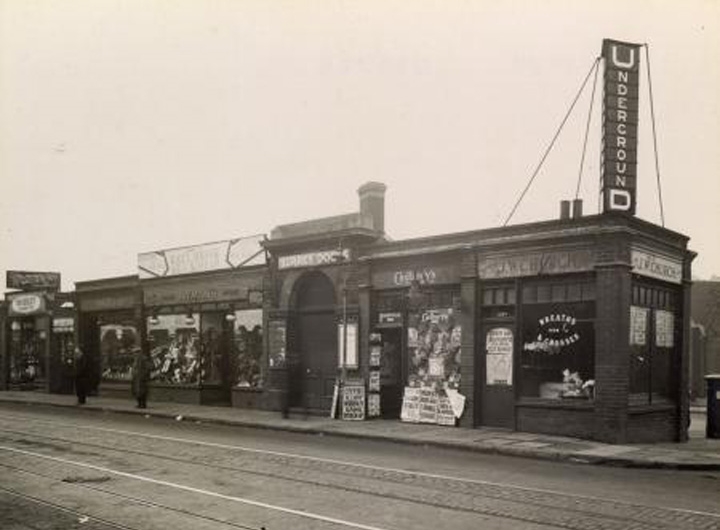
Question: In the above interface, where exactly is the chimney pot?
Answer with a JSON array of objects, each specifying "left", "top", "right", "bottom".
[{"left": 572, "top": 199, "right": 583, "bottom": 218}]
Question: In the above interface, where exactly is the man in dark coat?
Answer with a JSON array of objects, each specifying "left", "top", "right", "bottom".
[
  {"left": 132, "top": 348, "right": 150, "bottom": 409},
  {"left": 74, "top": 347, "right": 89, "bottom": 405}
]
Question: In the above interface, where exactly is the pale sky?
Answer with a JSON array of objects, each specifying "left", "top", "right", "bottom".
[{"left": 1, "top": 0, "right": 719, "bottom": 292}]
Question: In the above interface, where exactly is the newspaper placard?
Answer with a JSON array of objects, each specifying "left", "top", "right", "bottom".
[
  {"left": 400, "top": 387, "right": 421, "bottom": 423},
  {"left": 341, "top": 382, "right": 366, "bottom": 421},
  {"left": 437, "top": 395, "right": 456, "bottom": 426},
  {"left": 418, "top": 387, "right": 439, "bottom": 424}
]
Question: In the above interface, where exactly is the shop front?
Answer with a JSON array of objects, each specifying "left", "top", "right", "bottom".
[
  {"left": 76, "top": 276, "right": 141, "bottom": 399},
  {"left": 138, "top": 236, "right": 267, "bottom": 406},
  {"left": 369, "top": 255, "right": 464, "bottom": 425}
]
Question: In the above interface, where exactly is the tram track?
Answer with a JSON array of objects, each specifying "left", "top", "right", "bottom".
[
  {"left": 0, "top": 412, "right": 719, "bottom": 530},
  {"left": 0, "top": 465, "right": 263, "bottom": 530}
]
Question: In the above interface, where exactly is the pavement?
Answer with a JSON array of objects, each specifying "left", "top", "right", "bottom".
[{"left": 0, "top": 390, "right": 718, "bottom": 470}]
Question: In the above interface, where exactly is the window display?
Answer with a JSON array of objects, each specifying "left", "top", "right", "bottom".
[
  {"left": 520, "top": 301, "right": 595, "bottom": 399},
  {"left": 401, "top": 306, "right": 462, "bottom": 426},
  {"left": 100, "top": 324, "right": 139, "bottom": 381},
  {"left": 148, "top": 314, "right": 201, "bottom": 384},
  {"left": 9, "top": 320, "right": 46, "bottom": 385},
  {"left": 232, "top": 309, "right": 263, "bottom": 388}
]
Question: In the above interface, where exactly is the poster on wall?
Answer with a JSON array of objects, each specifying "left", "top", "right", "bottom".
[
  {"left": 369, "top": 345, "right": 381, "bottom": 367},
  {"left": 367, "top": 393, "right": 381, "bottom": 418},
  {"left": 368, "top": 371, "right": 381, "bottom": 392},
  {"left": 486, "top": 327, "right": 514, "bottom": 385},
  {"left": 655, "top": 310, "right": 675, "bottom": 348},
  {"left": 418, "top": 387, "right": 439, "bottom": 424},
  {"left": 337, "top": 322, "right": 358, "bottom": 368},
  {"left": 629, "top": 306, "right": 649, "bottom": 346}
]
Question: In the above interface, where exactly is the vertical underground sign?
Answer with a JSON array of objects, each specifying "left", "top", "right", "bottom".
[{"left": 602, "top": 39, "right": 641, "bottom": 214}]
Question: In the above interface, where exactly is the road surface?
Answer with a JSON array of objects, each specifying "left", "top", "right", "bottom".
[{"left": 0, "top": 402, "right": 718, "bottom": 530}]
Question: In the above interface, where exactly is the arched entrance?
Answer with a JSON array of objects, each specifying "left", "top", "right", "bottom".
[{"left": 289, "top": 271, "right": 337, "bottom": 412}]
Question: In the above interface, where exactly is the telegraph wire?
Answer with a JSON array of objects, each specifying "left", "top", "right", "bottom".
[{"left": 504, "top": 57, "right": 601, "bottom": 226}]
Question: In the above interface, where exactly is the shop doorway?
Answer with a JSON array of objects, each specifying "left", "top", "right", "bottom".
[
  {"left": 378, "top": 327, "right": 403, "bottom": 418},
  {"left": 290, "top": 271, "right": 337, "bottom": 413},
  {"left": 479, "top": 323, "right": 516, "bottom": 429}
]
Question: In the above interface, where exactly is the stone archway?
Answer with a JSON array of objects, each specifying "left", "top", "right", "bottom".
[{"left": 289, "top": 271, "right": 338, "bottom": 412}]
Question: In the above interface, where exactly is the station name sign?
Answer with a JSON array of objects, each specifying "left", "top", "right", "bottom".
[
  {"left": 601, "top": 39, "right": 642, "bottom": 215},
  {"left": 6, "top": 270, "right": 61, "bottom": 292},
  {"left": 278, "top": 248, "right": 350, "bottom": 270}
]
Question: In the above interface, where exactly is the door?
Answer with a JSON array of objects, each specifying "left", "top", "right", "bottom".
[
  {"left": 480, "top": 323, "right": 516, "bottom": 428},
  {"left": 290, "top": 271, "right": 337, "bottom": 413},
  {"left": 379, "top": 328, "right": 403, "bottom": 418}
]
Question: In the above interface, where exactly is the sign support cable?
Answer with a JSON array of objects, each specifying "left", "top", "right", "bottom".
[
  {"left": 503, "top": 58, "right": 601, "bottom": 226},
  {"left": 575, "top": 58, "right": 601, "bottom": 200},
  {"left": 644, "top": 43, "right": 665, "bottom": 227}
]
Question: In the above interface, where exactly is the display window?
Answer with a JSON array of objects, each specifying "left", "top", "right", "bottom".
[
  {"left": 100, "top": 323, "right": 139, "bottom": 381},
  {"left": 232, "top": 309, "right": 263, "bottom": 388},
  {"left": 629, "top": 281, "right": 679, "bottom": 405},
  {"left": 407, "top": 308, "right": 462, "bottom": 390},
  {"left": 9, "top": 319, "right": 46, "bottom": 384},
  {"left": 520, "top": 280, "right": 596, "bottom": 400},
  {"left": 148, "top": 314, "right": 201, "bottom": 384}
]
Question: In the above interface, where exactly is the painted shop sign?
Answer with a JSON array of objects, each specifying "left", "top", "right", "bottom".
[
  {"left": 378, "top": 312, "right": 402, "bottom": 325},
  {"left": 278, "top": 248, "right": 350, "bottom": 270},
  {"left": 485, "top": 327, "right": 514, "bottom": 386},
  {"left": 601, "top": 38, "right": 641, "bottom": 214},
  {"left": 373, "top": 264, "right": 460, "bottom": 289},
  {"left": 6, "top": 270, "right": 61, "bottom": 291},
  {"left": 143, "top": 276, "right": 262, "bottom": 306},
  {"left": 631, "top": 249, "right": 682, "bottom": 285},
  {"left": 478, "top": 249, "right": 595, "bottom": 279},
  {"left": 138, "top": 235, "right": 266, "bottom": 279},
  {"left": 79, "top": 293, "right": 137, "bottom": 312},
  {"left": 52, "top": 317, "right": 75, "bottom": 333},
  {"left": 8, "top": 292, "right": 46, "bottom": 316}
]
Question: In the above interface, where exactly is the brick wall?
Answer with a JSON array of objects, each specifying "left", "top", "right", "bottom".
[
  {"left": 516, "top": 405, "right": 597, "bottom": 439},
  {"left": 627, "top": 408, "right": 677, "bottom": 442}
]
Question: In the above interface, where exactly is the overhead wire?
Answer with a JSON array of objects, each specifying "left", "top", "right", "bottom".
[{"left": 503, "top": 57, "right": 601, "bottom": 226}]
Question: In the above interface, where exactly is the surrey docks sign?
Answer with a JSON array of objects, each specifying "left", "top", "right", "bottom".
[{"left": 601, "top": 39, "right": 641, "bottom": 215}]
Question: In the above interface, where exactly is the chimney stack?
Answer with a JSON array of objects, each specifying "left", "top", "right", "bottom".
[
  {"left": 560, "top": 200, "right": 571, "bottom": 220},
  {"left": 358, "top": 182, "right": 387, "bottom": 234},
  {"left": 572, "top": 199, "right": 583, "bottom": 218}
]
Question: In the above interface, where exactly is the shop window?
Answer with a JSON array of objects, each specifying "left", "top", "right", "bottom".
[
  {"left": 629, "top": 282, "right": 680, "bottom": 405},
  {"left": 100, "top": 323, "right": 139, "bottom": 381},
  {"left": 232, "top": 309, "right": 263, "bottom": 388},
  {"left": 481, "top": 285, "right": 516, "bottom": 319},
  {"left": 520, "top": 301, "right": 595, "bottom": 400},
  {"left": 148, "top": 314, "right": 201, "bottom": 384},
  {"left": 9, "top": 319, "right": 47, "bottom": 385}
]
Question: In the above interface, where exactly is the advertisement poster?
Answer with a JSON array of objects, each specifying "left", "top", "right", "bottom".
[
  {"left": 341, "top": 382, "right": 366, "bottom": 421},
  {"left": 400, "top": 387, "right": 421, "bottom": 423},
  {"left": 629, "top": 306, "right": 648, "bottom": 346},
  {"left": 655, "top": 310, "right": 675, "bottom": 348},
  {"left": 486, "top": 327, "right": 513, "bottom": 385},
  {"left": 368, "top": 370, "right": 381, "bottom": 392},
  {"left": 367, "top": 393, "right": 381, "bottom": 418}
]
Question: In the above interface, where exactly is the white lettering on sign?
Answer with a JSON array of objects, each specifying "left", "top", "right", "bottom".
[
  {"left": 601, "top": 38, "right": 641, "bottom": 214},
  {"left": 9, "top": 293, "right": 44, "bottom": 315},
  {"left": 278, "top": 249, "right": 350, "bottom": 270},
  {"left": 393, "top": 269, "right": 437, "bottom": 286},
  {"left": 631, "top": 249, "right": 683, "bottom": 285}
]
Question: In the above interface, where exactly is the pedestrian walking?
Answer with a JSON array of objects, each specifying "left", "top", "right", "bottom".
[
  {"left": 74, "top": 347, "right": 89, "bottom": 405},
  {"left": 132, "top": 348, "right": 150, "bottom": 409}
]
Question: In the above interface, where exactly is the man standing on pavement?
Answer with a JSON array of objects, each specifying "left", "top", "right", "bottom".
[
  {"left": 74, "top": 347, "right": 89, "bottom": 405},
  {"left": 132, "top": 348, "right": 150, "bottom": 409}
]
